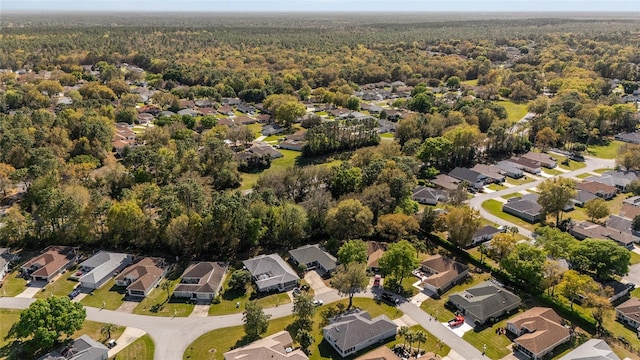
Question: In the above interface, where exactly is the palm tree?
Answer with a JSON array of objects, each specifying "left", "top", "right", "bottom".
[
  {"left": 398, "top": 326, "right": 409, "bottom": 349},
  {"left": 100, "top": 323, "right": 118, "bottom": 340},
  {"left": 478, "top": 244, "right": 488, "bottom": 264},
  {"left": 406, "top": 330, "right": 416, "bottom": 355},
  {"left": 413, "top": 331, "right": 427, "bottom": 358}
]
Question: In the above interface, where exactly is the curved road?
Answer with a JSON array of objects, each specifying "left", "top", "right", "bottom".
[{"left": 468, "top": 154, "right": 615, "bottom": 238}]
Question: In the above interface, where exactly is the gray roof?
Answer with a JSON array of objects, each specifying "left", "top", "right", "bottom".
[
  {"left": 243, "top": 254, "right": 299, "bottom": 291},
  {"left": 496, "top": 161, "right": 523, "bottom": 175},
  {"left": 79, "top": 252, "right": 131, "bottom": 286},
  {"left": 448, "top": 280, "right": 521, "bottom": 324},
  {"left": 557, "top": 339, "right": 621, "bottom": 360},
  {"left": 473, "top": 226, "right": 501, "bottom": 239},
  {"left": 606, "top": 215, "right": 633, "bottom": 234},
  {"left": 288, "top": 244, "right": 337, "bottom": 273},
  {"left": 449, "top": 167, "right": 485, "bottom": 183},
  {"left": 40, "top": 335, "right": 108, "bottom": 360},
  {"left": 503, "top": 198, "right": 543, "bottom": 216},
  {"left": 573, "top": 190, "right": 598, "bottom": 205},
  {"left": 585, "top": 171, "right": 638, "bottom": 189},
  {"left": 323, "top": 310, "right": 397, "bottom": 352},
  {"left": 412, "top": 186, "right": 447, "bottom": 203}
]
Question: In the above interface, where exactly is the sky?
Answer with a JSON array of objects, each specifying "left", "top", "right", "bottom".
[{"left": 2, "top": 0, "right": 639, "bottom": 13}]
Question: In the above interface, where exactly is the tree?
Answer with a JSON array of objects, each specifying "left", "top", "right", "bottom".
[
  {"left": 243, "top": 301, "right": 271, "bottom": 341},
  {"left": 228, "top": 269, "right": 251, "bottom": 293},
  {"left": 379, "top": 240, "right": 419, "bottom": 290},
  {"left": 8, "top": 296, "right": 86, "bottom": 350},
  {"left": 489, "top": 233, "right": 517, "bottom": 263},
  {"left": 537, "top": 177, "right": 577, "bottom": 225},
  {"left": 414, "top": 330, "right": 427, "bottom": 356},
  {"left": 292, "top": 290, "right": 316, "bottom": 331},
  {"left": 329, "top": 164, "right": 362, "bottom": 198},
  {"left": 331, "top": 263, "right": 369, "bottom": 310},
  {"left": 375, "top": 213, "right": 420, "bottom": 242},
  {"left": 633, "top": 215, "right": 640, "bottom": 232},
  {"left": 442, "top": 206, "right": 481, "bottom": 248},
  {"left": 570, "top": 239, "right": 630, "bottom": 279},
  {"left": 585, "top": 292, "right": 612, "bottom": 334},
  {"left": 584, "top": 198, "right": 610, "bottom": 222},
  {"left": 100, "top": 323, "right": 118, "bottom": 340},
  {"left": 162, "top": 280, "right": 172, "bottom": 299},
  {"left": 501, "top": 243, "right": 546, "bottom": 291},
  {"left": 543, "top": 259, "right": 566, "bottom": 297},
  {"left": 398, "top": 326, "right": 409, "bottom": 349},
  {"left": 263, "top": 94, "right": 306, "bottom": 129},
  {"left": 296, "top": 329, "right": 314, "bottom": 354},
  {"left": 557, "top": 270, "right": 600, "bottom": 311},
  {"left": 536, "top": 127, "right": 559, "bottom": 152},
  {"left": 534, "top": 226, "right": 577, "bottom": 259},
  {"left": 337, "top": 239, "right": 368, "bottom": 264},
  {"left": 346, "top": 96, "right": 361, "bottom": 111},
  {"left": 326, "top": 199, "right": 374, "bottom": 240}
]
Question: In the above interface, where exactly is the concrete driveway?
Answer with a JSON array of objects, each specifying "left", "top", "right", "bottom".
[
  {"left": 107, "top": 327, "right": 146, "bottom": 358},
  {"left": 16, "top": 281, "right": 46, "bottom": 298},
  {"left": 623, "top": 262, "right": 640, "bottom": 286},
  {"left": 304, "top": 271, "right": 332, "bottom": 295}
]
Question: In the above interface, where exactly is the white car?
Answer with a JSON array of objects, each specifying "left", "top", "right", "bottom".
[{"left": 313, "top": 299, "right": 323, "bottom": 306}]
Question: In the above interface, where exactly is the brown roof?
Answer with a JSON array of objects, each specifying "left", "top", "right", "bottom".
[
  {"left": 198, "top": 107, "right": 216, "bottom": 115},
  {"left": 355, "top": 346, "right": 401, "bottom": 360},
  {"left": 616, "top": 297, "right": 640, "bottom": 320},
  {"left": 508, "top": 308, "right": 570, "bottom": 357},
  {"left": 235, "top": 115, "right": 256, "bottom": 125},
  {"left": 218, "top": 118, "right": 234, "bottom": 127},
  {"left": 174, "top": 262, "right": 228, "bottom": 295},
  {"left": 367, "top": 242, "right": 387, "bottom": 269},
  {"left": 286, "top": 130, "right": 307, "bottom": 142},
  {"left": 521, "top": 152, "right": 556, "bottom": 167},
  {"left": 431, "top": 174, "right": 460, "bottom": 191},
  {"left": 224, "top": 330, "right": 308, "bottom": 360},
  {"left": 570, "top": 221, "right": 635, "bottom": 246},
  {"left": 577, "top": 181, "right": 617, "bottom": 196},
  {"left": 22, "top": 246, "right": 75, "bottom": 278},
  {"left": 115, "top": 257, "right": 165, "bottom": 292},
  {"left": 507, "top": 157, "right": 541, "bottom": 169},
  {"left": 420, "top": 255, "right": 468, "bottom": 290}
]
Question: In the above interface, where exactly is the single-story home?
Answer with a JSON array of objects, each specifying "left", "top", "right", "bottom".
[
  {"left": 248, "top": 142, "right": 283, "bottom": 159},
  {"left": 243, "top": 254, "right": 300, "bottom": 293},
  {"left": 569, "top": 221, "right": 636, "bottom": 250},
  {"left": 496, "top": 161, "right": 524, "bottom": 179},
  {"left": 419, "top": 255, "right": 469, "bottom": 295},
  {"left": 577, "top": 181, "right": 617, "bottom": 200},
  {"left": 411, "top": 186, "right": 447, "bottom": 205},
  {"left": 607, "top": 214, "right": 640, "bottom": 238},
  {"left": 557, "top": 338, "right": 621, "bottom": 360},
  {"left": 571, "top": 190, "right": 599, "bottom": 207},
  {"left": 75, "top": 251, "right": 133, "bottom": 290},
  {"left": 584, "top": 171, "right": 639, "bottom": 192},
  {"left": 507, "top": 307, "right": 570, "bottom": 360},
  {"left": 431, "top": 174, "right": 460, "bottom": 191},
  {"left": 621, "top": 196, "right": 640, "bottom": 219},
  {"left": 354, "top": 346, "right": 402, "bottom": 360},
  {"left": 262, "top": 123, "right": 286, "bottom": 136},
  {"left": 0, "top": 248, "right": 10, "bottom": 282},
  {"left": 21, "top": 246, "right": 77, "bottom": 283},
  {"left": 224, "top": 330, "right": 308, "bottom": 360},
  {"left": 615, "top": 132, "right": 640, "bottom": 144},
  {"left": 115, "top": 257, "right": 167, "bottom": 297},
  {"left": 615, "top": 297, "right": 640, "bottom": 335},
  {"left": 448, "top": 167, "right": 486, "bottom": 189},
  {"left": 367, "top": 242, "right": 387, "bottom": 272},
  {"left": 521, "top": 152, "right": 557, "bottom": 168},
  {"left": 378, "top": 119, "right": 397, "bottom": 133},
  {"left": 599, "top": 279, "right": 635, "bottom": 304},
  {"left": 471, "top": 164, "right": 505, "bottom": 183},
  {"left": 504, "top": 157, "right": 542, "bottom": 174},
  {"left": 177, "top": 108, "right": 199, "bottom": 117},
  {"left": 39, "top": 335, "right": 108, "bottom": 360},
  {"left": 279, "top": 139, "right": 306, "bottom": 151},
  {"left": 447, "top": 280, "right": 522, "bottom": 327},
  {"left": 173, "top": 262, "right": 229, "bottom": 300},
  {"left": 470, "top": 226, "right": 502, "bottom": 246},
  {"left": 289, "top": 244, "right": 337, "bottom": 275},
  {"left": 323, "top": 310, "right": 397, "bottom": 358},
  {"left": 502, "top": 197, "right": 544, "bottom": 223}
]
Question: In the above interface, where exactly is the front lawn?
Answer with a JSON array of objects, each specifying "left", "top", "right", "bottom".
[
  {"left": 501, "top": 192, "right": 522, "bottom": 200},
  {"left": 587, "top": 140, "right": 624, "bottom": 159},
  {"left": 462, "top": 316, "right": 515, "bottom": 359},
  {"left": 575, "top": 173, "right": 593, "bottom": 179},
  {"left": 34, "top": 268, "right": 79, "bottom": 299},
  {"left": 132, "top": 278, "right": 195, "bottom": 317},
  {"left": 629, "top": 250, "right": 640, "bottom": 265},
  {"left": 80, "top": 279, "right": 127, "bottom": 310},
  {"left": 0, "top": 271, "right": 26, "bottom": 297},
  {"left": 556, "top": 157, "right": 587, "bottom": 171},
  {"left": 264, "top": 134, "right": 285, "bottom": 142},
  {"left": 487, "top": 183, "right": 506, "bottom": 191},
  {"left": 496, "top": 100, "right": 529, "bottom": 123},
  {"left": 594, "top": 168, "right": 615, "bottom": 174},
  {"left": 246, "top": 123, "right": 262, "bottom": 138},
  {"left": 208, "top": 275, "right": 291, "bottom": 316},
  {"left": 542, "top": 168, "right": 563, "bottom": 176},
  {"left": 505, "top": 176, "right": 535, "bottom": 186},
  {"left": 482, "top": 199, "right": 537, "bottom": 232},
  {"left": 380, "top": 133, "right": 394, "bottom": 139},
  {"left": 419, "top": 273, "right": 491, "bottom": 322},
  {"left": 112, "top": 334, "right": 155, "bottom": 360}
]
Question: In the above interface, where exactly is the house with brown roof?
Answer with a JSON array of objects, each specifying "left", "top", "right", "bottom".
[
  {"left": 173, "top": 262, "right": 229, "bottom": 300},
  {"left": 569, "top": 221, "right": 636, "bottom": 250},
  {"left": 431, "top": 174, "right": 460, "bottom": 191},
  {"left": 505, "top": 157, "right": 542, "bottom": 174},
  {"left": 234, "top": 115, "right": 257, "bottom": 125},
  {"left": 367, "top": 241, "right": 387, "bottom": 272},
  {"left": 615, "top": 297, "right": 640, "bottom": 336},
  {"left": 419, "top": 255, "right": 468, "bottom": 296},
  {"left": 21, "top": 246, "right": 77, "bottom": 283},
  {"left": 577, "top": 181, "right": 617, "bottom": 200},
  {"left": 224, "top": 330, "right": 308, "bottom": 360},
  {"left": 471, "top": 164, "right": 505, "bottom": 183},
  {"left": 115, "top": 257, "right": 167, "bottom": 297},
  {"left": 521, "top": 152, "right": 557, "bottom": 168},
  {"left": 506, "top": 307, "right": 571, "bottom": 360},
  {"left": 354, "top": 346, "right": 401, "bottom": 360}
]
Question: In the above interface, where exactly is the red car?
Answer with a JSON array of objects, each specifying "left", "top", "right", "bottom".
[
  {"left": 448, "top": 315, "right": 465, "bottom": 327},
  {"left": 373, "top": 275, "right": 381, "bottom": 287}
]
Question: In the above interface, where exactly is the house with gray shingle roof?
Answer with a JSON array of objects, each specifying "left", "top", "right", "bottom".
[
  {"left": 585, "top": 171, "right": 639, "bottom": 192},
  {"left": 615, "top": 297, "right": 640, "bottom": 337},
  {"left": 39, "top": 335, "right": 108, "bottom": 360},
  {"left": 289, "top": 244, "right": 337, "bottom": 276},
  {"left": 75, "top": 251, "right": 132, "bottom": 290},
  {"left": 173, "top": 262, "right": 228, "bottom": 300},
  {"left": 502, "top": 197, "right": 544, "bottom": 223},
  {"left": 243, "top": 254, "right": 299, "bottom": 293},
  {"left": 323, "top": 310, "right": 397, "bottom": 358},
  {"left": 411, "top": 186, "right": 447, "bottom": 205},
  {"left": 558, "top": 338, "right": 626, "bottom": 360},
  {"left": 447, "top": 280, "right": 521, "bottom": 327}
]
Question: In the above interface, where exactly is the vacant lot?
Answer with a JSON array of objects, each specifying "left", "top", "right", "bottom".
[{"left": 587, "top": 140, "right": 624, "bottom": 159}]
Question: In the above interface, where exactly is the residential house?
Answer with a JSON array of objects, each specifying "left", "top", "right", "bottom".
[
  {"left": 496, "top": 161, "right": 524, "bottom": 179},
  {"left": 194, "top": 99, "right": 213, "bottom": 108},
  {"left": 471, "top": 164, "right": 505, "bottom": 183},
  {"left": 234, "top": 115, "right": 257, "bottom": 125},
  {"left": 419, "top": 255, "right": 469, "bottom": 296},
  {"left": 569, "top": 221, "right": 636, "bottom": 250},
  {"left": 447, "top": 280, "right": 522, "bottom": 326},
  {"left": 279, "top": 139, "right": 306, "bottom": 151},
  {"left": 607, "top": 214, "right": 640, "bottom": 238},
  {"left": 621, "top": 196, "right": 640, "bottom": 220},
  {"left": 223, "top": 330, "right": 308, "bottom": 360},
  {"left": 367, "top": 242, "right": 387, "bottom": 272},
  {"left": 599, "top": 279, "right": 635, "bottom": 303},
  {"left": 262, "top": 123, "right": 285, "bottom": 136},
  {"left": 115, "top": 257, "right": 166, "bottom": 297},
  {"left": 615, "top": 132, "right": 640, "bottom": 144},
  {"left": 243, "top": 254, "right": 300, "bottom": 293},
  {"left": 431, "top": 174, "right": 460, "bottom": 191},
  {"left": 0, "top": 248, "right": 11, "bottom": 282},
  {"left": 571, "top": 190, "right": 599, "bottom": 207},
  {"left": 248, "top": 142, "right": 283, "bottom": 159},
  {"left": 177, "top": 109, "right": 199, "bottom": 117},
  {"left": 506, "top": 307, "right": 570, "bottom": 360},
  {"left": 577, "top": 181, "right": 617, "bottom": 200},
  {"left": 585, "top": 171, "right": 639, "bottom": 192},
  {"left": 355, "top": 346, "right": 401, "bottom": 360},
  {"left": 217, "top": 105, "right": 234, "bottom": 117},
  {"left": 75, "top": 252, "right": 132, "bottom": 290},
  {"left": 558, "top": 338, "right": 626, "bottom": 360},
  {"left": 22, "top": 246, "right": 77, "bottom": 283},
  {"left": 502, "top": 197, "right": 544, "bottom": 223},
  {"left": 137, "top": 104, "right": 160, "bottom": 116},
  {"left": 323, "top": 310, "right": 397, "bottom": 358},
  {"left": 288, "top": 244, "right": 337, "bottom": 275},
  {"left": 173, "top": 262, "right": 229, "bottom": 300},
  {"left": 361, "top": 103, "right": 383, "bottom": 114},
  {"left": 178, "top": 100, "right": 195, "bottom": 109},
  {"left": 504, "top": 157, "right": 542, "bottom": 174},
  {"left": 39, "top": 335, "right": 108, "bottom": 360},
  {"left": 411, "top": 186, "right": 447, "bottom": 205},
  {"left": 521, "top": 152, "right": 557, "bottom": 168},
  {"left": 160, "top": 110, "right": 175, "bottom": 117},
  {"left": 222, "top": 97, "right": 241, "bottom": 106},
  {"left": 198, "top": 107, "right": 216, "bottom": 116},
  {"left": 112, "top": 123, "right": 136, "bottom": 154},
  {"left": 615, "top": 297, "right": 640, "bottom": 335},
  {"left": 471, "top": 226, "right": 502, "bottom": 246},
  {"left": 236, "top": 103, "right": 256, "bottom": 114},
  {"left": 448, "top": 167, "right": 486, "bottom": 189},
  {"left": 378, "top": 119, "right": 397, "bottom": 133},
  {"left": 257, "top": 114, "right": 272, "bottom": 123},
  {"left": 384, "top": 110, "right": 402, "bottom": 121},
  {"left": 524, "top": 193, "right": 573, "bottom": 212},
  {"left": 137, "top": 112, "right": 154, "bottom": 124}
]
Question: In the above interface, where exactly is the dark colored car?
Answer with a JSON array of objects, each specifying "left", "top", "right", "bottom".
[
  {"left": 380, "top": 292, "right": 398, "bottom": 305},
  {"left": 68, "top": 289, "right": 80, "bottom": 299}
]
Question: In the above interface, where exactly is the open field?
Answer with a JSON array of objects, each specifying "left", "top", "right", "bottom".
[
  {"left": 496, "top": 100, "right": 529, "bottom": 123},
  {"left": 587, "top": 140, "right": 624, "bottom": 159}
]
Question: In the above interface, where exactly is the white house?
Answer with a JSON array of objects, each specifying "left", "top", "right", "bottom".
[{"left": 75, "top": 251, "right": 133, "bottom": 290}]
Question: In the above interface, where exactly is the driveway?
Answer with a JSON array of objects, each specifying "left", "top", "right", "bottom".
[
  {"left": 107, "top": 327, "right": 146, "bottom": 358},
  {"left": 16, "top": 282, "right": 46, "bottom": 298},
  {"left": 189, "top": 302, "right": 210, "bottom": 317},
  {"left": 304, "top": 271, "right": 332, "bottom": 295},
  {"left": 116, "top": 300, "right": 139, "bottom": 313},
  {"left": 623, "top": 262, "right": 640, "bottom": 286}
]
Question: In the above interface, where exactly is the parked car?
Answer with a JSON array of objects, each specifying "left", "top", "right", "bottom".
[
  {"left": 380, "top": 292, "right": 398, "bottom": 305},
  {"left": 373, "top": 274, "right": 381, "bottom": 287},
  {"left": 448, "top": 315, "right": 465, "bottom": 327},
  {"left": 313, "top": 299, "right": 324, "bottom": 306},
  {"left": 106, "top": 339, "right": 117, "bottom": 348},
  {"left": 68, "top": 289, "right": 80, "bottom": 299}
]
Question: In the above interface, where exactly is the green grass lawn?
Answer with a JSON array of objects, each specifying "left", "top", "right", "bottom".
[
  {"left": 501, "top": 192, "right": 522, "bottom": 200},
  {"left": 263, "top": 134, "right": 285, "bottom": 142},
  {"left": 542, "top": 168, "right": 563, "bottom": 176},
  {"left": 246, "top": 123, "right": 262, "bottom": 138},
  {"left": 385, "top": 324, "right": 450, "bottom": 359},
  {"left": 80, "top": 279, "right": 127, "bottom": 310},
  {"left": 132, "top": 278, "right": 194, "bottom": 317},
  {"left": 462, "top": 316, "right": 514, "bottom": 359},
  {"left": 629, "top": 250, "right": 640, "bottom": 265},
  {"left": 111, "top": 334, "right": 154, "bottom": 360},
  {"left": 208, "top": 274, "right": 291, "bottom": 316},
  {"left": 496, "top": 100, "right": 529, "bottom": 123},
  {"left": 594, "top": 168, "right": 615, "bottom": 174},
  {"left": 487, "top": 183, "right": 506, "bottom": 191},
  {"left": 240, "top": 149, "right": 301, "bottom": 190},
  {"left": 462, "top": 79, "right": 479, "bottom": 86},
  {"left": 380, "top": 133, "right": 394, "bottom": 139},
  {"left": 482, "top": 199, "right": 537, "bottom": 232},
  {"left": 587, "top": 140, "right": 624, "bottom": 159},
  {"left": 420, "top": 273, "right": 491, "bottom": 322},
  {"left": 505, "top": 176, "right": 535, "bottom": 186},
  {"left": 575, "top": 173, "right": 593, "bottom": 179},
  {"left": 186, "top": 298, "right": 408, "bottom": 360},
  {"left": 556, "top": 157, "right": 587, "bottom": 171},
  {"left": 0, "top": 272, "right": 26, "bottom": 297},
  {"left": 34, "top": 268, "right": 79, "bottom": 299}
]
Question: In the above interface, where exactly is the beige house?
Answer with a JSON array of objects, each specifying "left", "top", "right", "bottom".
[
  {"left": 115, "top": 257, "right": 166, "bottom": 297},
  {"left": 224, "top": 330, "right": 308, "bottom": 360},
  {"left": 507, "top": 307, "right": 571, "bottom": 360},
  {"left": 419, "top": 255, "right": 468, "bottom": 296},
  {"left": 21, "top": 246, "right": 77, "bottom": 283}
]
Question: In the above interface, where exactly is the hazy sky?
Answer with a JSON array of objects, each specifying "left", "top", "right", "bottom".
[{"left": 2, "top": 0, "right": 639, "bottom": 12}]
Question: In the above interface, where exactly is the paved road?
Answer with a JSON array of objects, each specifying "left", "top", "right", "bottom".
[{"left": 468, "top": 155, "right": 615, "bottom": 238}]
